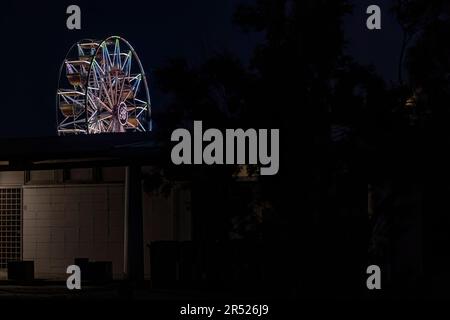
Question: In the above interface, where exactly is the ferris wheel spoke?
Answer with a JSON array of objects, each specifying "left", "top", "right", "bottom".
[
  {"left": 117, "top": 74, "right": 127, "bottom": 104},
  {"left": 92, "top": 59, "right": 106, "bottom": 77},
  {"left": 137, "top": 119, "right": 146, "bottom": 131},
  {"left": 114, "top": 39, "right": 121, "bottom": 69},
  {"left": 131, "top": 74, "right": 142, "bottom": 96},
  {"left": 59, "top": 117, "right": 69, "bottom": 126},
  {"left": 113, "top": 73, "right": 124, "bottom": 106},
  {"left": 133, "top": 98, "right": 147, "bottom": 105},
  {"left": 77, "top": 44, "right": 84, "bottom": 57},
  {"left": 97, "top": 122, "right": 103, "bottom": 132},
  {"left": 95, "top": 122, "right": 101, "bottom": 133},
  {"left": 58, "top": 89, "right": 85, "bottom": 96},
  {"left": 87, "top": 109, "right": 99, "bottom": 123},
  {"left": 62, "top": 94, "right": 84, "bottom": 106},
  {"left": 122, "top": 51, "right": 132, "bottom": 75},
  {"left": 136, "top": 106, "right": 148, "bottom": 118},
  {"left": 90, "top": 64, "right": 101, "bottom": 88},
  {"left": 100, "top": 80, "right": 114, "bottom": 110},
  {"left": 95, "top": 121, "right": 104, "bottom": 134},
  {"left": 102, "top": 43, "right": 113, "bottom": 72},
  {"left": 100, "top": 114, "right": 113, "bottom": 122},
  {"left": 108, "top": 121, "right": 115, "bottom": 133},
  {"left": 94, "top": 96, "right": 112, "bottom": 113},
  {"left": 60, "top": 119, "right": 86, "bottom": 127},
  {"left": 86, "top": 93, "right": 98, "bottom": 110},
  {"left": 109, "top": 72, "right": 119, "bottom": 107},
  {"left": 105, "top": 65, "right": 118, "bottom": 107}
]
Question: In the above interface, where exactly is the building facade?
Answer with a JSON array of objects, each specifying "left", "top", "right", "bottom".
[{"left": 0, "top": 167, "right": 191, "bottom": 280}]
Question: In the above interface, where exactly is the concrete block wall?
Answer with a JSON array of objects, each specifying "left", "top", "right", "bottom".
[
  {"left": 0, "top": 171, "right": 24, "bottom": 185},
  {"left": 22, "top": 184, "right": 125, "bottom": 279}
]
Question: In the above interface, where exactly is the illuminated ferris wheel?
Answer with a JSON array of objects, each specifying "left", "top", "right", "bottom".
[{"left": 56, "top": 36, "right": 151, "bottom": 135}]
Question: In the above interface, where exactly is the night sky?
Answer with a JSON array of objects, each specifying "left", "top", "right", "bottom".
[
  {"left": 344, "top": 0, "right": 403, "bottom": 83},
  {"left": 0, "top": 0, "right": 401, "bottom": 137}
]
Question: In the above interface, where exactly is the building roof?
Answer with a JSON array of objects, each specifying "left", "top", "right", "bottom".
[{"left": 0, "top": 133, "right": 166, "bottom": 171}]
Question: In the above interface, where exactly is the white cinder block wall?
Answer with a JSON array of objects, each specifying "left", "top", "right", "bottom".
[{"left": 22, "top": 185, "right": 124, "bottom": 279}]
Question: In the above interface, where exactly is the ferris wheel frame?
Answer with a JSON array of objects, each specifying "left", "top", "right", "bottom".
[{"left": 56, "top": 36, "right": 152, "bottom": 135}]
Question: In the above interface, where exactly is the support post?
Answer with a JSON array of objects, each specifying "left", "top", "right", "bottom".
[{"left": 124, "top": 165, "right": 144, "bottom": 282}]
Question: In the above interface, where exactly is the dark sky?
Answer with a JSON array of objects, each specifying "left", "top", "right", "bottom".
[
  {"left": 0, "top": 0, "right": 401, "bottom": 137},
  {"left": 344, "top": 0, "right": 403, "bottom": 84},
  {"left": 0, "top": 0, "right": 260, "bottom": 137}
]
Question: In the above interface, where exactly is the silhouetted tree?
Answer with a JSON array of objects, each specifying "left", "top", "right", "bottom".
[{"left": 153, "top": 0, "right": 393, "bottom": 297}]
